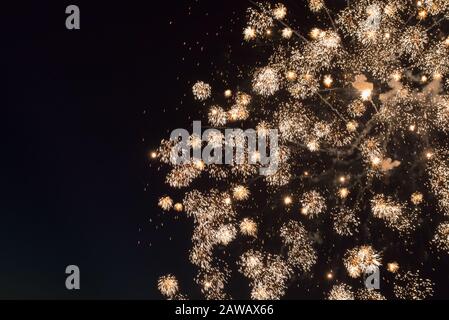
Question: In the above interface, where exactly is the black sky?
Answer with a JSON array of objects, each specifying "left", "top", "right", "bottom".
[{"left": 1, "top": 0, "right": 225, "bottom": 299}]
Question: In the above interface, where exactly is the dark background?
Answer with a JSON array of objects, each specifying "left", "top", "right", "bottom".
[{"left": 2, "top": 0, "right": 248, "bottom": 299}]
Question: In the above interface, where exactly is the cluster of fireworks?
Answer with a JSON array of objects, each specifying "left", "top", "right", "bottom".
[
  {"left": 154, "top": 0, "right": 449, "bottom": 299},
  {"left": 327, "top": 283, "right": 387, "bottom": 300}
]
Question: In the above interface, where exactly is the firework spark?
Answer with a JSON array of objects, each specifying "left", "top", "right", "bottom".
[
  {"left": 192, "top": 81, "right": 212, "bottom": 101},
  {"left": 158, "top": 275, "right": 179, "bottom": 298},
  {"left": 344, "top": 245, "right": 381, "bottom": 278},
  {"left": 393, "top": 271, "right": 434, "bottom": 300}
]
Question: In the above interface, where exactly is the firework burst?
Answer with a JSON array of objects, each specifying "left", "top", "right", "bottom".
[{"left": 153, "top": 0, "right": 449, "bottom": 299}]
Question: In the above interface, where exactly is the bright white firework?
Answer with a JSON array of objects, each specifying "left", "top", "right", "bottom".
[
  {"left": 344, "top": 245, "right": 382, "bottom": 278},
  {"left": 192, "top": 81, "right": 212, "bottom": 101},
  {"left": 252, "top": 67, "right": 280, "bottom": 97},
  {"left": 157, "top": 275, "right": 179, "bottom": 298}
]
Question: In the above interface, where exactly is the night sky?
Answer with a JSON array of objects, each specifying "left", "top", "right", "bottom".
[
  {"left": 2, "top": 0, "right": 449, "bottom": 300},
  {"left": 2, "top": 0, "right": 226, "bottom": 299}
]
